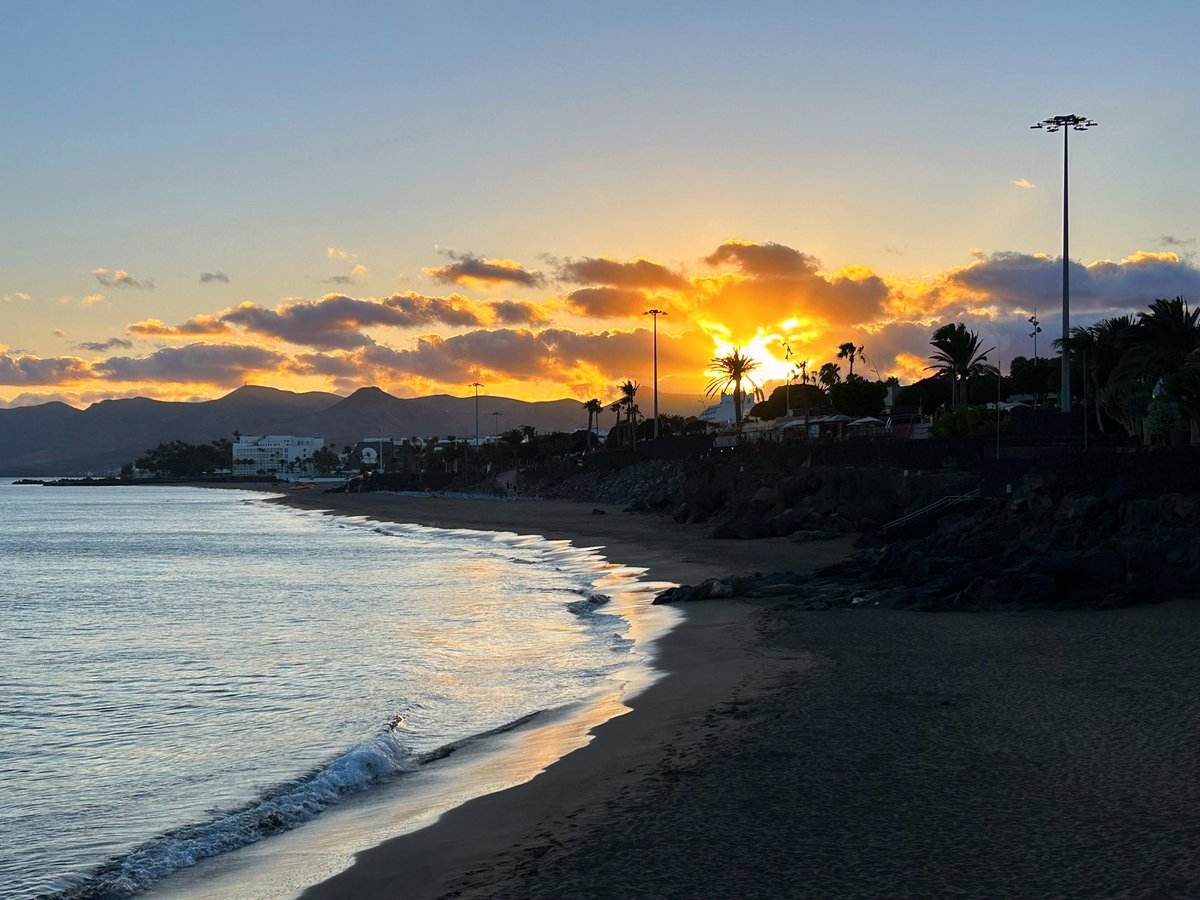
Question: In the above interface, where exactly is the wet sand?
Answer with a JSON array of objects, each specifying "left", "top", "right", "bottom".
[{"left": 275, "top": 491, "right": 1200, "bottom": 899}]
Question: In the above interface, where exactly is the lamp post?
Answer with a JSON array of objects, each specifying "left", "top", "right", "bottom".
[
  {"left": 490, "top": 410, "right": 502, "bottom": 436},
  {"left": 1028, "top": 311, "right": 1041, "bottom": 365},
  {"left": 471, "top": 382, "right": 483, "bottom": 447},
  {"left": 644, "top": 308, "right": 667, "bottom": 438},
  {"left": 783, "top": 342, "right": 793, "bottom": 416},
  {"left": 1028, "top": 311, "right": 1041, "bottom": 410},
  {"left": 1031, "top": 113, "right": 1097, "bottom": 413}
]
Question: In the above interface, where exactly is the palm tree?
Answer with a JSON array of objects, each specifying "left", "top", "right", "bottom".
[
  {"left": 927, "top": 323, "right": 996, "bottom": 409},
  {"left": 618, "top": 380, "right": 640, "bottom": 450},
  {"left": 1125, "top": 296, "right": 1200, "bottom": 384},
  {"left": 817, "top": 362, "right": 841, "bottom": 389},
  {"left": 1057, "top": 316, "right": 1137, "bottom": 431},
  {"left": 705, "top": 349, "right": 763, "bottom": 429},
  {"left": 583, "top": 398, "right": 603, "bottom": 452},
  {"left": 837, "top": 342, "right": 864, "bottom": 377}
]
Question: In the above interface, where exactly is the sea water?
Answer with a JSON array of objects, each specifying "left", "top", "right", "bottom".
[{"left": 0, "top": 483, "right": 676, "bottom": 899}]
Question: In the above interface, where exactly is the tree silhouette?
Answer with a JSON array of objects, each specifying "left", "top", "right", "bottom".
[
  {"left": 818, "top": 362, "right": 841, "bottom": 389},
  {"left": 583, "top": 398, "right": 603, "bottom": 453},
  {"left": 927, "top": 323, "right": 996, "bottom": 409},
  {"left": 705, "top": 349, "right": 763, "bottom": 429},
  {"left": 837, "top": 342, "right": 864, "bottom": 377},
  {"left": 617, "top": 380, "right": 640, "bottom": 450}
]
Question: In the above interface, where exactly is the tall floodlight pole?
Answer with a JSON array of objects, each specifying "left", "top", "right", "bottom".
[
  {"left": 1031, "top": 113, "right": 1097, "bottom": 413},
  {"left": 644, "top": 308, "right": 667, "bottom": 438},
  {"left": 471, "top": 382, "right": 483, "bottom": 447}
]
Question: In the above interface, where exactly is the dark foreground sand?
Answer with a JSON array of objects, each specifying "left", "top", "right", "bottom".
[{"left": 275, "top": 492, "right": 1200, "bottom": 899}]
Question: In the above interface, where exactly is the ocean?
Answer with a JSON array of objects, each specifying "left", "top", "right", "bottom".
[{"left": 0, "top": 483, "right": 677, "bottom": 899}]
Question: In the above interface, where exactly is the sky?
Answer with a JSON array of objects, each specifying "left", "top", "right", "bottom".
[{"left": 3, "top": 1, "right": 1200, "bottom": 408}]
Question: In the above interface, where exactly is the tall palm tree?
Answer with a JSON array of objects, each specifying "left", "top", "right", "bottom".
[
  {"left": 583, "top": 398, "right": 603, "bottom": 452},
  {"left": 618, "top": 380, "right": 640, "bottom": 450},
  {"left": 1125, "top": 296, "right": 1200, "bottom": 384},
  {"left": 927, "top": 323, "right": 996, "bottom": 409},
  {"left": 705, "top": 349, "right": 763, "bottom": 429},
  {"left": 1057, "top": 315, "right": 1137, "bottom": 431},
  {"left": 837, "top": 342, "right": 864, "bottom": 377},
  {"left": 817, "top": 362, "right": 841, "bottom": 389}
]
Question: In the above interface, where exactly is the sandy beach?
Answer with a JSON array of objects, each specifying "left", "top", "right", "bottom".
[{"left": 271, "top": 491, "right": 1200, "bottom": 899}]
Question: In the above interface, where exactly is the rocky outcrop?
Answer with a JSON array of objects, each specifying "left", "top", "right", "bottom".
[
  {"left": 531, "top": 459, "right": 686, "bottom": 507},
  {"left": 657, "top": 460, "right": 1200, "bottom": 612}
]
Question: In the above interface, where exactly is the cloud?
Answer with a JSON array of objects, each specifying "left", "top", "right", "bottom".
[
  {"left": 327, "top": 246, "right": 355, "bottom": 261},
  {"left": 323, "top": 263, "right": 369, "bottom": 285},
  {"left": 704, "top": 240, "right": 820, "bottom": 279},
  {"left": 0, "top": 353, "right": 92, "bottom": 385},
  {"left": 1011, "top": 178, "right": 1035, "bottom": 189},
  {"left": 95, "top": 343, "right": 289, "bottom": 386},
  {"left": 81, "top": 294, "right": 106, "bottom": 305},
  {"left": 5, "top": 292, "right": 33, "bottom": 302},
  {"left": 92, "top": 268, "right": 154, "bottom": 289},
  {"left": 556, "top": 256, "right": 688, "bottom": 290},
  {"left": 488, "top": 300, "right": 549, "bottom": 325},
  {"left": 76, "top": 337, "right": 134, "bottom": 352},
  {"left": 941, "top": 250, "right": 1200, "bottom": 317},
  {"left": 290, "top": 326, "right": 714, "bottom": 394},
  {"left": 563, "top": 287, "right": 651, "bottom": 319},
  {"left": 199, "top": 272, "right": 230, "bottom": 284},
  {"left": 215, "top": 292, "right": 486, "bottom": 350},
  {"left": 423, "top": 250, "right": 544, "bottom": 288},
  {"left": 1161, "top": 235, "right": 1194, "bottom": 247},
  {"left": 128, "top": 315, "right": 231, "bottom": 337},
  {"left": 694, "top": 239, "right": 890, "bottom": 332},
  {"left": 53, "top": 329, "right": 66, "bottom": 338}
]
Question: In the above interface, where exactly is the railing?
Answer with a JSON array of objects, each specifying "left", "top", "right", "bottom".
[{"left": 879, "top": 488, "right": 981, "bottom": 541}]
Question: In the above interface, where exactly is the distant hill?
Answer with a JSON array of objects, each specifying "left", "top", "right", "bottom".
[{"left": 0, "top": 385, "right": 709, "bottom": 475}]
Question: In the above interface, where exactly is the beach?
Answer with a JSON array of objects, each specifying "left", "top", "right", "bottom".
[{"left": 273, "top": 491, "right": 1200, "bottom": 899}]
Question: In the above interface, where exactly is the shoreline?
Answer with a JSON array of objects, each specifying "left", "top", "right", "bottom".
[
  {"left": 267, "top": 490, "right": 1200, "bottom": 899},
  {"left": 267, "top": 490, "right": 856, "bottom": 587},
  {"left": 258, "top": 491, "right": 849, "bottom": 899}
]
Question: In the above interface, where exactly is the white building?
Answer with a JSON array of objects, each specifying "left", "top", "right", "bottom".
[
  {"left": 232, "top": 435, "right": 324, "bottom": 476},
  {"left": 697, "top": 392, "right": 757, "bottom": 427}
]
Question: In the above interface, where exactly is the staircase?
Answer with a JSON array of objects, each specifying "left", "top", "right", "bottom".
[{"left": 879, "top": 488, "right": 981, "bottom": 542}]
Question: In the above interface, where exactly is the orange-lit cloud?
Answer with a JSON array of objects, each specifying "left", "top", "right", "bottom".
[
  {"left": 76, "top": 337, "right": 133, "bottom": 353},
  {"left": 129, "top": 315, "right": 231, "bottom": 337},
  {"left": 92, "top": 268, "right": 154, "bottom": 289},
  {"left": 563, "top": 287, "right": 653, "bottom": 318},
  {"left": 8, "top": 240, "right": 1200, "bottom": 409},
  {"left": 423, "top": 251, "right": 544, "bottom": 288},
  {"left": 556, "top": 256, "right": 688, "bottom": 290},
  {"left": 94, "top": 343, "right": 289, "bottom": 385}
]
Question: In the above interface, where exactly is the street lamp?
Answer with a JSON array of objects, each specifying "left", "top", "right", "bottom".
[
  {"left": 783, "top": 342, "right": 794, "bottom": 416},
  {"left": 1028, "top": 311, "right": 1041, "bottom": 365},
  {"left": 471, "top": 381, "right": 483, "bottom": 447},
  {"left": 1031, "top": 113, "right": 1097, "bottom": 413},
  {"left": 1028, "top": 311, "right": 1041, "bottom": 410},
  {"left": 490, "top": 410, "right": 502, "bottom": 436},
  {"left": 644, "top": 308, "right": 667, "bottom": 438}
]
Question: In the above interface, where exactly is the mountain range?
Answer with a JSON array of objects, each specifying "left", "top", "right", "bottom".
[{"left": 0, "top": 385, "right": 708, "bottom": 475}]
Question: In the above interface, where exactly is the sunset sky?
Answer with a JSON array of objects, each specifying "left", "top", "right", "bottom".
[{"left": 4, "top": 2, "right": 1200, "bottom": 409}]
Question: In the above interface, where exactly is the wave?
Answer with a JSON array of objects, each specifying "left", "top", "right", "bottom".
[{"left": 45, "top": 713, "right": 548, "bottom": 900}]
